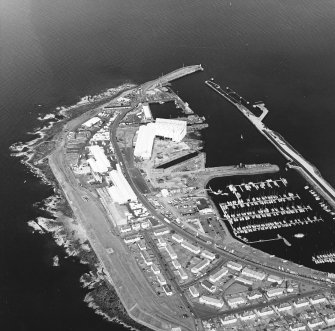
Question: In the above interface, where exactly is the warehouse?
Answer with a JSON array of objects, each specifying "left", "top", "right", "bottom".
[
  {"left": 88, "top": 145, "right": 111, "bottom": 173},
  {"left": 108, "top": 164, "right": 137, "bottom": 204},
  {"left": 133, "top": 118, "right": 187, "bottom": 159}
]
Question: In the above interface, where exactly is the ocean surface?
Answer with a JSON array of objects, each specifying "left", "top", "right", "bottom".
[{"left": 1, "top": 0, "right": 335, "bottom": 330}]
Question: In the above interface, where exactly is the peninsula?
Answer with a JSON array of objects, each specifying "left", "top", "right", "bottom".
[{"left": 34, "top": 67, "right": 335, "bottom": 330}]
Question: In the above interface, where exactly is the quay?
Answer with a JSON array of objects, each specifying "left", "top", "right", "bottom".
[{"left": 205, "top": 79, "right": 335, "bottom": 209}]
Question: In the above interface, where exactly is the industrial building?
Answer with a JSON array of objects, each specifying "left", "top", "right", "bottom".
[
  {"left": 88, "top": 145, "right": 111, "bottom": 173},
  {"left": 199, "top": 296, "right": 224, "bottom": 309},
  {"left": 82, "top": 117, "right": 101, "bottom": 128},
  {"left": 134, "top": 118, "right": 187, "bottom": 159},
  {"left": 191, "top": 259, "right": 210, "bottom": 274},
  {"left": 108, "top": 164, "right": 137, "bottom": 204},
  {"left": 209, "top": 267, "right": 228, "bottom": 283}
]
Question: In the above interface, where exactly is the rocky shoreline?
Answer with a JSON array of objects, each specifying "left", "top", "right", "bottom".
[{"left": 10, "top": 83, "right": 149, "bottom": 331}]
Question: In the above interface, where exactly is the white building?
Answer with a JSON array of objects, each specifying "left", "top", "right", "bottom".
[
  {"left": 165, "top": 244, "right": 177, "bottom": 260},
  {"left": 277, "top": 302, "right": 292, "bottom": 312},
  {"left": 220, "top": 315, "right": 237, "bottom": 325},
  {"left": 151, "top": 264, "right": 160, "bottom": 275},
  {"left": 242, "top": 267, "right": 266, "bottom": 281},
  {"left": 227, "top": 297, "right": 245, "bottom": 307},
  {"left": 191, "top": 259, "right": 210, "bottom": 274},
  {"left": 82, "top": 117, "right": 101, "bottom": 128},
  {"left": 172, "top": 260, "right": 181, "bottom": 269},
  {"left": 235, "top": 276, "right": 253, "bottom": 286},
  {"left": 310, "top": 294, "right": 327, "bottom": 305},
  {"left": 240, "top": 311, "right": 256, "bottom": 321},
  {"left": 307, "top": 319, "right": 325, "bottom": 329},
  {"left": 247, "top": 291, "right": 262, "bottom": 301},
  {"left": 157, "top": 237, "right": 167, "bottom": 247},
  {"left": 154, "top": 228, "right": 170, "bottom": 236},
  {"left": 155, "top": 118, "right": 187, "bottom": 142},
  {"left": 134, "top": 118, "right": 187, "bottom": 159},
  {"left": 181, "top": 241, "right": 200, "bottom": 254},
  {"left": 266, "top": 287, "right": 285, "bottom": 298},
  {"left": 199, "top": 296, "right": 224, "bottom": 309},
  {"left": 257, "top": 307, "right": 274, "bottom": 317},
  {"left": 88, "top": 145, "right": 111, "bottom": 173},
  {"left": 209, "top": 267, "right": 228, "bottom": 283},
  {"left": 267, "top": 274, "right": 283, "bottom": 284},
  {"left": 294, "top": 298, "right": 309, "bottom": 308},
  {"left": 172, "top": 233, "right": 184, "bottom": 243},
  {"left": 201, "top": 250, "right": 216, "bottom": 261},
  {"left": 156, "top": 273, "right": 167, "bottom": 285},
  {"left": 325, "top": 314, "right": 335, "bottom": 326},
  {"left": 134, "top": 124, "right": 156, "bottom": 160},
  {"left": 289, "top": 323, "right": 306, "bottom": 331},
  {"left": 108, "top": 165, "right": 137, "bottom": 204},
  {"left": 142, "top": 103, "right": 152, "bottom": 120},
  {"left": 227, "top": 261, "right": 242, "bottom": 271},
  {"left": 189, "top": 286, "right": 199, "bottom": 298},
  {"left": 178, "top": 268, "right": 188, "bottom": 280}
]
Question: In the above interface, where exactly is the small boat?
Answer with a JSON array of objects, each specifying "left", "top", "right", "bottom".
[{"left": 294, "top": 233, "right": 305, "bottom": 238}]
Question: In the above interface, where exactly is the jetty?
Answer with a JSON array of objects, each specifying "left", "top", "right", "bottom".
[{"left": 205, "top": 79, "right": 335, "bottom": 209}]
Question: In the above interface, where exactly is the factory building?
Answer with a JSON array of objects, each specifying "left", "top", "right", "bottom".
[
  {"left": 134, "top": 118, "right": 187, "bottom": 159},
  {"left": 142, "top": 103, "right": 152, "bottom": 120},
  {"left": 181, "top": 241, "right": 201, "bottom": 254},
  {"left": 133, "top": 124, "right": 156, "bottom": 160},
  {"left": 191, "top": 259, "right": 210, "bottom": 274},
  {"left": 88, "top": 145, "right": 111, "bottom": 173},
  {"left": 241, "top": 267, "right": 266, "bottom": 281},
  {"left": 209, "top": 267, "right": 228, "bottom": 283},
  {"left": 108, "top": 164, "right": 137, "bottom": 204},
  {"left": 199, "top": 296, "right": 224, "bottom": 309},
  {"left": 82, "top": 117, "right": 101, "bottom": 128}
]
